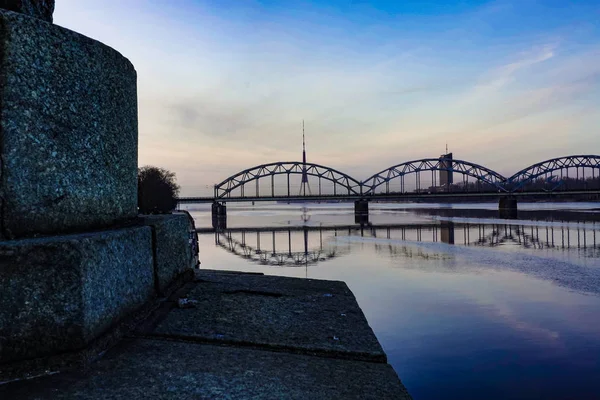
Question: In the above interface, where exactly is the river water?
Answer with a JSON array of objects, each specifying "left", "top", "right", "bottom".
[{"left": 184, "top": 202, "right": 600, "bottom": 400}]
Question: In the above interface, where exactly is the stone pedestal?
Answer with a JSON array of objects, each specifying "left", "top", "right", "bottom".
[
  {"left": 0, "top": 4, "right": 195, "bottom": 368},
  {"left": 0, "top": 227, "right": 155, "bottom": 363},
  {"left": 140, "top": 213, "right": 199, "bottom": 296},
  {"left": 0, "top": 0, "right": 54, "bottom": 22},
  {"left": 0, "top": 9, "right": 138, "bottom": 239}
]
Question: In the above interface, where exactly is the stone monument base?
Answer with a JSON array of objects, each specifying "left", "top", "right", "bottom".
[
  {"left": 0, "top": 2, "right": 198, "bottom": 375},
  {"left": 0, "top": 9, "right": 138, "bottom": 239},
  {"left": 140, "top": 213, "right": 198, "bottom": 296},
  {"left": 0, "top": 227, "right": 154, "bottom": 364},
  {"left": 0, "top": 214, "right": 198, "bottom": 366}
]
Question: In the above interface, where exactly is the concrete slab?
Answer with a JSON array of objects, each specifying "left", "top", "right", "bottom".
[
  {"left": 0, "top": 338, "right": 412, "bottom": 399},
  {"left": 150, "top": 270, "right": 387, "bottom": 362}
]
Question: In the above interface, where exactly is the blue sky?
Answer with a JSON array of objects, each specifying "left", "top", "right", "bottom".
[{"left": 55, "top": 0, "right": 600, "bottom": 195}]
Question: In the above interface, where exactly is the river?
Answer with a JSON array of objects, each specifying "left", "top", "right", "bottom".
[{"left": 183, "top": 201, "right": 600, "bottom": 400}]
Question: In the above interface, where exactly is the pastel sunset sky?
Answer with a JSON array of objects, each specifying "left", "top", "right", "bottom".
[{"left": 55, "top": 0, "right": 600, "bottom": 195}]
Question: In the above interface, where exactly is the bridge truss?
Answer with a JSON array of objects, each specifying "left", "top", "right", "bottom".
[
  {"left": 188, "top": 155, "right": 600, "bottom": 203},
  {"left": 506, "top": 155, "right": 600, "bottom": 191},
  {"left": 214, "top": 161, "right": 362, "bottom": 199},
  {"left": 362, "top": 158, "right": 507, "bottom": 195}
]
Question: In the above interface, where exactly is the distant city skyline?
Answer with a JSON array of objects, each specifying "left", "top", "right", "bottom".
[{"left": 55, "top": 0, "right": 600, "bottom": 196}]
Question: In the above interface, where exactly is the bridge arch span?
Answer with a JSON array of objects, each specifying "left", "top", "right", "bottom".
[
  {"left": 362, "top": 158, "right": 507, "bottom": 195},
  {"left": 215, "top": 161, "right": 362, "bottom": 198},
  {"left": 506, "top": 155, "right": 600, "bottom": 191}
]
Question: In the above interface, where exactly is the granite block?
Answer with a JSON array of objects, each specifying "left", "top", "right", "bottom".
[
  {"left": 0, "top": 10, "right": 138, "bottom": 238},
  {"left": 0, "top": 339, "right": 413, "bottom": 399},
  {"left": 0, "top": 227, "right": 154, "bottom": 363},
  {"left": 0, "top": 0, "right": 54, "bottom": 22},
  {"left": 140, "top": 213, "right": 197, "bottom": 295}
]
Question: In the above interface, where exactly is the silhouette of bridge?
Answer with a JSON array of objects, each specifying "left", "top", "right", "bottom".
[
  {"left": 177, "top": 154, "right": 600, "bottom": 226},
  {"left": 207, "top": 221, "right": 599, "bottom": 268},
  {"left": 180, "top": 155, "right": 600, "bottom": 201}
]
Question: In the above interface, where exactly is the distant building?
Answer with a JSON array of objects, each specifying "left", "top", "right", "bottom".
[{"left": 439, "top": 152, "right": 453, "bottom": 187}]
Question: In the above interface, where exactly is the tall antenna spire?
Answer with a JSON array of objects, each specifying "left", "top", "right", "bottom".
[
  {"left": 446, "top": 143, "right": 448, "bottom": 154},
  {"left": 303, "top": 120, "right": 306, "bottom": 154},
  {"left": 300, "top": 119, "right": 311, "bottom": 196},
  {"left": 302, "top": 119, "right": 307, "bottom": 165}
]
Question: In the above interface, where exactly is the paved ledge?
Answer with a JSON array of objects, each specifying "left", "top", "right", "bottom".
[
  {"left": 0, "top": 270, "right": 412, "bottom": 399},
  {"left": 1, "top": 339, "right": 410, "bottom": 400},
  {"left": 150, "top": 269, "right": 387, "bottom": 362}
]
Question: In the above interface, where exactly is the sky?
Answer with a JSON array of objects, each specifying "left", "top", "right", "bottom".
[{"left": 54, "top": 0, "right": 600, "bottom": 195}]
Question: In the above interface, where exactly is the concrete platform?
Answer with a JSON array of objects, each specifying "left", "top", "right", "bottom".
[
  {"left": 0, "top": 270, "right": 412, "bottom": 399},
  {"left": 150, "top": 270, "right": 387, "bottom": 362},
  {"left": 1, "top": 339, "right": 410, "bottom": 400}
]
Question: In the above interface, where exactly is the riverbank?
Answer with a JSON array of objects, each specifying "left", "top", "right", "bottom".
[{"left": 1, "top": 270, "right": 411, "bottom": 399}]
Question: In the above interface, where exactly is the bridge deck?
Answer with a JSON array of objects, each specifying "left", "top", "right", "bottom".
[{"left": 179, "top": 189, "right": 600, "bottom": 204}]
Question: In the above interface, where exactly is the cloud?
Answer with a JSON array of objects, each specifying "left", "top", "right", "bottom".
[
  {"left": 55, "top": 0, "right": 600, "bottom": 193},
  {"left": 471, "top": 43, "right": 557, "bottom": 94}
]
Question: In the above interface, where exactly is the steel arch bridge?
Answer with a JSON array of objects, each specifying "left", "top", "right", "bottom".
[
  {"left": 178, "top": 154, "right": 600, "bottom": 205},
  {"left": 214, "top": 161, "right": 362, "bottom": 199},
  {"left": 362, "top": 158, "right": 507, "bottom": 195},
  {"left": 506, "top": 155, "right": 600, "bottom": 191}
]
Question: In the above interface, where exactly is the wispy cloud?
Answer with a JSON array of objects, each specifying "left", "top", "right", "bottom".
[
  {"left": 55, "top": 0, "right": 600, "bottom": 193},
  {"left": 473, "top": 43, "right": 557, "bottom": 93}
]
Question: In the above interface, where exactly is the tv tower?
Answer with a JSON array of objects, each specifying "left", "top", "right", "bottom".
[{"left": 300, "top": 120, "right": 312, "bottom": 196}]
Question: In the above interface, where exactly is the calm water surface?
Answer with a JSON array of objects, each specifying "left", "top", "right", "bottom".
[{"left": 184, "top": 202, "right": 600, "bottom": 400}]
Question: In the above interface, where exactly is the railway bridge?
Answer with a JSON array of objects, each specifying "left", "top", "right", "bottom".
[{"left": 176, "top": 155, "right": 600, "bottom": 227}]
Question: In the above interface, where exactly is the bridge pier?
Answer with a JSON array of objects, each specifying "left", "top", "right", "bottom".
[
  {"left": 354, "top": 199, "right": 369, "bottom": 225},
  {"left": 212, "top": 202, "right": 227, "bottom": 229},
  {"left": 498, "top": 196, "right": 518, "bottom": 219}
]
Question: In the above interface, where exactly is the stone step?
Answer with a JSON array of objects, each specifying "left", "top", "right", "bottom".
[{"left": 147, "top": 270, "right": 387, "bottom": 362}]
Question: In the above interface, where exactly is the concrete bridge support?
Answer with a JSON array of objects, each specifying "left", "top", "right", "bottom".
[
  {"left": 354, "top": 199, "right": 369, "bottom": 225},
  {"left": 499, "top": 196, "right": 518, "bottom": 219},
  {"left": 212, "top": 202, "right": 227, "bottom": 229}
]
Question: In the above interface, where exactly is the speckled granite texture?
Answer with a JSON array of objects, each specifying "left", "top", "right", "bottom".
[
  {"left": 0, "top": 227, "right": 154, "bottom": 363},
  {"left": 0, "top": 0, "right": 54, "bottom": 22},
  {"left": 140, "top": 213, "right": 197, "bottom": 295},
  {"left": 0, "top": 10, "right": 138, "bottom": 239},
  {"left": 0, "top": 339, "right": 413, "bottom": 400}
]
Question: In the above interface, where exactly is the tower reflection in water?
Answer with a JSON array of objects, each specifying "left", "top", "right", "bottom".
[{"left": 213, "top": 220, "right": 599, "bottom": 268}]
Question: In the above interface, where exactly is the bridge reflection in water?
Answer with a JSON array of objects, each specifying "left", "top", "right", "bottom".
[
  {"left": 210, "top": 221, "right": 600, "bottom": 267},
  {"left": 215, "top": 227, "right": 351, "bottom": 267}
]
